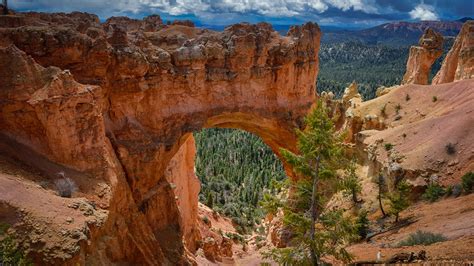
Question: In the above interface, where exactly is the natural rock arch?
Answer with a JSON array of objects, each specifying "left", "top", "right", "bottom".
[{"left": 0, "top": 12, "right": 320, "bottom": 264}]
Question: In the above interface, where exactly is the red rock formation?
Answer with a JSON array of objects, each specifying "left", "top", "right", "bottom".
[
  {"left": 402, "top": 28, "right": 443, "bottom": 85},
  {"left": 164, "top": 135, "right": 201, "bottom": 252},
  {"left": 433, "top": 20, "right": 474, "bottom": 84},
  {"left": 0, "top": 11, "right": 321, "bottom": 265}
]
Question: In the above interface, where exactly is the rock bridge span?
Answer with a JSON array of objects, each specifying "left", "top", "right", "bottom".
[{"left": 0, "top": 12, "right": 320, "bottom": 264}]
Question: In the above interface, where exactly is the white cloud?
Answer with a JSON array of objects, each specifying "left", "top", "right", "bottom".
[
  {"left": 12, "top": 0, "right": 381, "bottom": 18},
  {"left": 409, "top": 4, "right": 439, "bottom": 21},
  {"left": 325, "top": 0, "right": 378, "bottom": 13}
]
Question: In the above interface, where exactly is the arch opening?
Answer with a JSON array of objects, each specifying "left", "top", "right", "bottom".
[
  {"left": 162, "top": 111, "right": 300, "bottom": 254},
  {"left": 194, "top": 127, "right": 287, "bottom": 234}
]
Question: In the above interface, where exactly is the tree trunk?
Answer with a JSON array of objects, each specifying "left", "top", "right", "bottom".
[
  {"left": 378, "top": 192, "right": 386, "bottom": 217},
  {"left": 309, "top": 156, "right": 321, "bottom": 265},
  {"left": 378, "top": 175, "right": 386, "bottom": 217}
]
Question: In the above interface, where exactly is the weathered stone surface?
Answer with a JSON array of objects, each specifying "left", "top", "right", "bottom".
[
  {"left": 402, "top": 28, "right": 443, "bottom": 85},
  {"left": 202, "top": 237, "right": 222, "bottom": 262},
  {"left": 164, "top": 135, "right": 201, "bottom": 252},
  {"left": 0, "top": 11, "right": 321, "bottom": 265},
  {"left": 433, "top": 20, "right": 474, "bottom": 84},
  {"left": 342, "top": 81, "right": 362, "bottom": 107}
]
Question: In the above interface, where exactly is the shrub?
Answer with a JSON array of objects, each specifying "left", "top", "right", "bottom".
[
  {"left": 39, "top": 180, "right": 49, "bottom": 189},
  {"left": 461, "top": 172, "right": 474, "bottom": 193},
  {"left": 54, "top": 177, "right": 77, "bottom": 198},
  {"left": 384, "top": 143, "right": 394, "bottom": 151},
  {"left": 405, "top": 94, "right": 410, "bottom": 101},
  {"left": 380, "top": 104, "right": 387, "bottom": 116},
  {"left": 445, "top": 143, "right": 456, "bottom": 155},
  {"left": 0, "top": 225, "right": 32, "bottom": 266},
  {"left": 397, "top": 230, "right": 447, "bottom": 247},
  {"left": 225, "top": 232, "right": 244, "bottom": 244},
  {"left": 355, "top": 209, "right": 370, "bottom": 239},
  {"left": 432, "top": 96, "right": 438, "bottom": 102},
  {"left": 202, "top": 216, "right": 210, "bottom": 225},
  {"left": 445, "top": 185, "right": 453, "bottom": 197},
  {"left": 422, "top": 183, "right": 445, "bottom": 202},
  {"left": 395, "top": 104, "right": 402, "bottom": 114},
  {"left": 0, "top": 223, "right": 9, "bottom": 235}
]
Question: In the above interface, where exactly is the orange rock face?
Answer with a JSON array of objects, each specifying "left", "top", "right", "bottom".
[
  {"left": 0, "top": 11, "right": 320, "bottom": 265},
  {"left": 402, "top": 28, "right": 443, "bottom": 85},
  {"left": 164, "top": 135, "right": 201, "bottom": 252},
  {"left": 433, "top": 20, "right": 474, "bottom": 84}
]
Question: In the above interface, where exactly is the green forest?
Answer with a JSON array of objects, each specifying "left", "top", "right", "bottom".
[
  {"left": 317, "top": 39, "right": 453, "bottom": 99},
  {"left": 194, "top": 39, "right": 453, "bottom": 233},
  {"left": 194, "top": 129, "right": 286, "bottom": 233}
]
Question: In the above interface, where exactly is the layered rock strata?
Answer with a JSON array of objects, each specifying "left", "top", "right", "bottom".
[
  {"left": 402, "top": 28, "right": 443, "bottom": 85},
  {"left": 433, "top": 20, "right": 474, "bottom": 84},
  {"left": 0, "top": 11, "right": 320, "bottom": 265}
]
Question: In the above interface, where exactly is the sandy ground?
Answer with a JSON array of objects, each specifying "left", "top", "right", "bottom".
[{"left": 348, "top": 193, "right": 474, "bottom": 263}]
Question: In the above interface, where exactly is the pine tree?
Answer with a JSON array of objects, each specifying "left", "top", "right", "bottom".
[
  {"left": 259, "top": 193, "right": 282, "bottom": 217},
  {"left": 388, "top": 180, "right": 410, "bottom": 222},
  {"left": 341, "top": 159, "right": 362, "bottom": 204},
  {"left": 374, "top": 173, "right": 387, "bottom": 217},
  {"left": 355, "top": 209, "right": 369, "bottom": 239},
  {"left": 265, "top": 100, "right": 357, "bottom": 265},
  {"left": 206, "top": 191, "right": 214, "bottom": 209}
]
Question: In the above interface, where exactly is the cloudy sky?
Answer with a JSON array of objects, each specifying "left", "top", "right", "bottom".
[{"left": 10, "top": 0, "right": 474, "bottom": 28}]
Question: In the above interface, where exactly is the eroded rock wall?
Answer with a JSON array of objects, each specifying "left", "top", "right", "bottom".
[
  {"left": 0, "top": 11, "right": 320, "bottom": 265},
  {"left": 402, "top": 28, "right": 443, "bottom": 85},
  {"left": 433, "top": 20, "right": 474, "bottom": 84},
  {"left": 164, "top": 135, "right": 201, "bottom": 252}
]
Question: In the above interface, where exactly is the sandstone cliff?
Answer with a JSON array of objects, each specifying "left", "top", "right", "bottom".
[
  {"left": 0, "top": 11, "right": 320, "bottom": 265},
  {"left": 432, "top": 20, "right": 474, "bottom": 84},
  {"left": 401, "top": 28, "right": 443, "bottom": 85}
]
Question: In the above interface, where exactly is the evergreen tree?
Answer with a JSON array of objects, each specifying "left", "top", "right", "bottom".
[
  {"left": 206, "top": 191, "right": 214, "bottom": 209},
  {"left": 341, "top": 159, "right": 362, "bottom": 204},
  {"left": 355, "top": 209, "right": 369, "bottom": 239},
  {"left": 265, "top": 100, "right": 357, "bottom": 265},
  {"left": 259, "top": 192, "right": 282, "bottom": 217},
  {"left": 374, "top": 173, "right": 387, "bottom": 217},
  {"left": 388, "top": 180, "right": 410, "bottom": 222}
]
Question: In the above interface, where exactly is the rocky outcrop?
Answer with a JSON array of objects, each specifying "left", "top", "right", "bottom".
[
  {"left": 402, "top": 28, "right": 443, "bottom": 85},
  {"left": 164, "top": 135, "right": 201, "bottom": 252},
  {"left": 0, "top": 11, "right": 320, "bottom": 265},
  {"left": 433, "top": 20, "right": 474, "bottom": 84},
  {"left": 342, "top": 82, "right": 363, "bottom": 107}
]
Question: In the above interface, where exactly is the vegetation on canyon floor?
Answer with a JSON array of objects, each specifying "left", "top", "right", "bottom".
[
  {"left": 195, "top": 128, "right": 286, "bottom": 233},
  {"left": 0, "top": 223, "right": 31, "bottom": 266},
  {"left": 396, "top": 230, "right": 447, "bottom": 247}
]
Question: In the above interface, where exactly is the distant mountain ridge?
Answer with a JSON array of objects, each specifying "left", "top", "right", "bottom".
[
  {"left": 197, "top": 18, "right": 470, "bottom": 46},
  {"left": 322, "top": 19, "right": 468, "bottom": 46}
]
